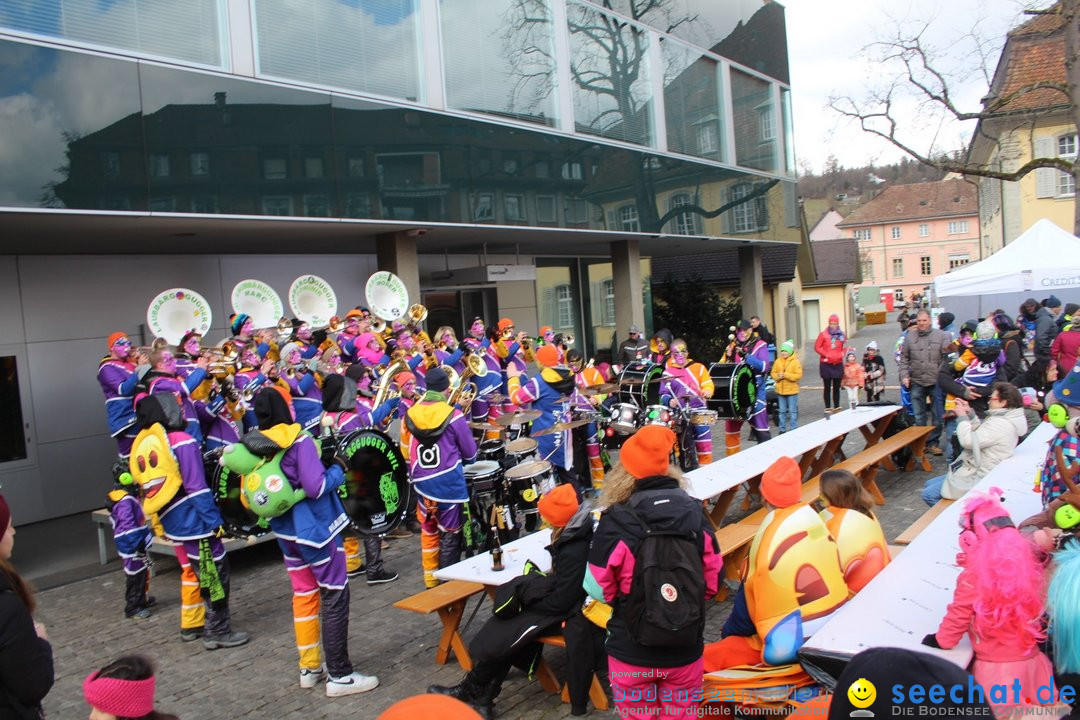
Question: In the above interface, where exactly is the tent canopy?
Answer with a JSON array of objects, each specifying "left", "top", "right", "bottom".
[{"left": 933, "top": 219, "right": 1080, "bottom": 297}]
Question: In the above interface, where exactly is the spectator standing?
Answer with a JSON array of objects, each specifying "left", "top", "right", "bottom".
[
  {"left": 899, "top": 310, "right": 950, "bottom": 455},
  {"left": 936, "top": 311, "right": 956, "bottom": 339},
  {"left": 770, "top": 340, "right": 802, "bottom": 433},
  {"left": 1052, "top": 313, "right": 1080, "bottom": 374},
  {"left": 1019, "top": 298, "right": 1058, "bottom": 366},
  {"left": 749, "top": 316, "right": 775, "bottom": 346},
  {"left": 0, "top": 494, "right": 53, "bottom": 719},
  {"left": 991, "top": 313, "right": 1026, "bottom": 383},
  {"left": 840, "top": 348, "right": 865, "bottom": 409},
  {"left": 897, "top": 308, "right": 911, "bottom": 333},
  {"left": 616, "top": 324, "right": 649, "bottom": 366},
  {"left": 83, "top": 655, "right": 179, "bottom": 720},
  {"left": 862, "top": 341, "right": 886, "bottom": 402},
  {"left": 1060, "top": 302, "right": 1079, "bottom": 331},
  {"left": 813, "top": 314, "right": 846, "bottom": 410}
]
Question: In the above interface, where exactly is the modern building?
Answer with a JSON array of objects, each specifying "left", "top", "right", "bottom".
[
  {"left": 968, "top": 3, "right": 1075, "bottom": 254},
  {"left": 838, "top": 178, "right": 980, "bottom": 303},
  {"left": 0, "top": 0, "right": 798, "bottom": 523}
]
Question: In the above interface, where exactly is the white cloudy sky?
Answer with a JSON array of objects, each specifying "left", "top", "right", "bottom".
[{"left": 785, "top": 0, "right": 1033, "bottom": 174}]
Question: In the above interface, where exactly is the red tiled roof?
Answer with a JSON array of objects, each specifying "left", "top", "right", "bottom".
[
  {"left": 985, "top": 3, "right": 1068, "bottom": 114},
  {"left": 836, "top": 179, "right": 977, "bottom": 227}
]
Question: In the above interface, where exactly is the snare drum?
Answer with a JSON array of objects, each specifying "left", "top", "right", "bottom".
[
  {"left": 464, "top": 460, "right": 504, "bottom": 496},
  {"left": 207, "top": 449, "right": 269, "bottom": 538},
  {"left": 689, "top": 408, "right": 719, "bottom": 426},
  {"left": 504, "top": 437, "right": 538, "bottom": 464},
  {"left": 477, "top": 438, "right": 505, "bottom": 462},
  {"left": 641, "top": 404, "right": 674, "bottom": 428},
  {"left": 609, "top": 402, "right": 640, "bottom": 435},
  {"left": 706, "top": 362, "right": 757, "bottom": 419},
  {"left": 572, "top": 408, "right": 602, "bottom": 424},
  {"left": 504, "top": 460, "right": 554, "bottom": 517}
]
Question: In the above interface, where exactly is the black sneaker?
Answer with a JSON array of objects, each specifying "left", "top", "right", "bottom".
[
  {"left": 366, "top": 568, "right": 399, "bottom": 585},
  {"left": 179, "top": 626, "right": 205, "bottom": 642},
  {"left": 347, "top": 564, "right": 366, "bottom": 579},
  {"left": 203, "top": 630, "right": 250, "bottom": 650}
]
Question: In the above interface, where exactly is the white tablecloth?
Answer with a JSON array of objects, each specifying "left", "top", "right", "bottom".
[
  {"left": 685, "top": 405, "right": 901, "bottom": 501},
  {"left": 799, "top": 422, "right": 1055, "bottom": 682},
  {"left": 432, "top": 529, "right": 552, "bottom": 587}
]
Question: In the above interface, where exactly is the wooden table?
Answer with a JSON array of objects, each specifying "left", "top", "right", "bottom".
[
  {"left": 798, "top": 422, "right": 1055, "bottom": 687},
  {"left": 685, "top": 405, "right": 901, "bottom": 525},
  {"left": 433, "top": 528, "right": 553, "bottom": 587}
]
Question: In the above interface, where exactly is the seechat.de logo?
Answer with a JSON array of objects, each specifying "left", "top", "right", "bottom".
[{"left": 849, "top": 678, "right": 877, "bottom": 717}]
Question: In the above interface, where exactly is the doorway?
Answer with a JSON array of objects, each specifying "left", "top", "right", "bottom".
[
  {"left": 803, "top": 299, "right": 820, "bottom": 348},
  {"left": 422, "top": 288, "right": 498, "bottom": 341}
]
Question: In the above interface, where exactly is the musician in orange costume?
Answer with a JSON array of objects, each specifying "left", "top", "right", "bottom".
[{"left": 660, "top": 339, "right": 715, "bottom": 466}]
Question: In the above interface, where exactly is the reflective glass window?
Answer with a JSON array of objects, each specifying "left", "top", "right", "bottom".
[
  {"left": 662, "top": 40, "right": 721, "bottom": 160},
  {"left": 440, "top": 0, "right": 558, "bottom": 127},
  {"left": 567, "top": 1, "right": 653, "bottom": 147},
  {"left": 781, "top": 87, "right": 794, "bottom": 176},
  {"left": 730, "top": 68, "right": 776, "bottom": 172},
  {"left": 0, "top": 0, "right": 226, "bottom": 67},
  {"left": 254, "top": 0, "right": 421, "bottom": 102},
  {"left": 668, "top": 192, "right": 700, "bottom": 235}
]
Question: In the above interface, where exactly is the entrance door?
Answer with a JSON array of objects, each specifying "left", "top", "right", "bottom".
[
  {"left": 421, "top": 288, "right": 497, "bottom": 341},
  {"left": 803, "top": 299, "right": 820, "bottom": 347}
]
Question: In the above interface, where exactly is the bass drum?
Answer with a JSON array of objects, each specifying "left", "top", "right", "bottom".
[
  {"left": 336, "top": 429, "right": 410, "bottom": 536},
  {"left": 616, "top": 361, "right": 663, "bottom": 407},
  {"left": 206, "top": 449, "right": 268, "bottom": 538},
  {"left": 706, "top": 362, "right": 756, "bottom": 420}
]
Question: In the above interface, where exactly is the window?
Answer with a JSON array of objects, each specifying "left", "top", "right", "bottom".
[
  {"left": 697, "top": 123, "right": 719, "bottom": 155},
  {"left": 0, "top": 356, "right": 27, "bottom": 462},
  {"left": 503, "top": 158, "right": 519, "bottom": 175},
  {"left": 149, "top": 154, "right": 170, "bottom": 178},
  {"left": 149, "top": 197, "right": 175, "bottom": 212},
  {"left": 670, "top": 193, "right": 702, "bottom": 235},
  {"left": 190, "top": 195, "right": 218, "bottom": 213},
  {"left": 474, "top": 193, "right": 494, "bottom": 220},
  {"left": 565, "top": 199, "right": 590, "bottom": 224},
  {"left": 100, "top": 197, "right": 131, "bottom": 210},
  {"left": 861, "top": 258, "right": 873, "bottom": 280},
  {"left": 102, "top": 152, "right": 120, "bottom": 178},
  {"left": 619, "top": 204, "right": 640, "bottom": 232},
  {"left": 728, "top": 184, "right": 766, "bottom": 233},
  {"left": 892, "top": 258, "right": 904, "bottom": 278},
  {"left": 853, "top": 228, "right": 872, "bottom": 241},
  {"left": 601, "top": 279, "right": 616, "bottom": 325},
  {"left": 920, "top": 256, "right": 932, "bottom": 275},
  {"left": 561, "top": 162, "right": 583, "bottom": 180},
  {"left": 345, "top": 193, "right": 371, "bottom": 218},
  {"left": 536, "top": 195, "right": 556, "bottom": 222},
  {"left": 891, "top": 226, "right": 901, "bottom": 239},
  {"left": 347, "top": 157, "right": 365, "bottom": 178},
  {"left": 190, "top": 152, "right": 210, "bottom": 177},
  {"left": 1059, "top": 134, "right": 1077, "bottom": 195},
  {"left": 304, "top": 157, "right": 324, "bottom": 179},
  {"left": 949, "top": 254, "right": 971, "bottom": 270},
  {"left": 303, "top": 195, "right": 330, "bottom": 217},
  {"left": 919, "top": 223, "right": 930, "bottom": 237},
  {"left": 894, "top": 289, "right": 905, "bottom": 302},
  {"left": 262, "top": 196, "right": 293, "bottom": 215},
  {"left": 1060, "top": 134, "right": 1077, "bottom": 157},
  {"left": 504, "top": 194, "right": 525, "bottom": 221},
  {"left": 556, "top": 284, "right": 574, "bottom": 329},
  {"left": 263, "top": 158, "right": 287, "bottom": 180},
  {"left": 947, "top": 220, "right": 969, "bottom": 235},
  {"left": 759, "top": 107, "right": 775, "bottom": 142},
  {"left": 535, "top": 160, "right": 550, "bottom": 179}
]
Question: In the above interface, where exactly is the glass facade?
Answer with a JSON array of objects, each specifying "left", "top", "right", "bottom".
[
  {"left": 730, "top": 67, "right": 777, "bottom": 173},
  {"left": 662, "top": 39, "right": 722, "bottom": 161}
]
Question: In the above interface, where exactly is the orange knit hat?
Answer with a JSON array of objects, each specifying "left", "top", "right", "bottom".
[
  {"left": 498, "top": 317, "right": 514, "bottom": 332},
  {"left": 377, "top": 694, "right": 482, "bottom": 720},
  {"left": 107, "top": 332, "right": 128, "bottom": 349},
  {"left": 535, "top": 345, "right": 560, "bottom": 367},
  {"left": 538, "top": 483, "right": 579, "bottom": 528},
  {"left": 620, "top": 425, "right": 676, "bottom": 479},
  {"left": 760, "top": 456, "right": 801, "bottom": 508}
]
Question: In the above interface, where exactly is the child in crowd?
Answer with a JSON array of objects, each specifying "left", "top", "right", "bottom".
[
  {"left": 817, "top": 469, "right": 890, "bottom": 594},
  {"left": 922, "top": 490, "right": 1055, "bottom": 718},
  {"left": 106, "top": 464, "right": 155, "bottom": 619},
  {"left": 841, "top": 348, "right": 865, "bottom": 409},
  {"left": 862, "top": 342, "right": 886, "bottom": 402},
  {"left": 1047, "top": 541, "right": 1080, "bottom": 720},
  {"left": 83, "top": 655, "right": 178, "bottom": 720},
  {"left": 770, "top": 340, "right": 802, "bottom": 433}
]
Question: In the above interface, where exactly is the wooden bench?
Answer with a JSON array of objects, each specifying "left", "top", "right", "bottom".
[
  {"left": 894, "top": 499, "right": 955, "bottom": 546},
  {"left": 91, "top": 509, "right": 278, "bottom": 566},
  {"left": 394, "top": 580, "right": 485, "bottom": 671},
  {"left": 824, "top": 425, "right": 933, "bottom": 505},
  {"left": 536, "top": 634, "right": 609, "bottom": 711}
]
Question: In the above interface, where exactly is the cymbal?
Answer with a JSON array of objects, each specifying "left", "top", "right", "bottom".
[
  {"left": 468, "top": 421, "right": 501, "bottom": 432},
  {"left": 583, "top": 383, "right": 619, "bottom": 395},
  {"left": 488, "top": 393, "right": 508, "bottom": 403},
  {"left": 532, "top": 418, "right": 593, "bottom": 435},
  {"left": 620, "top": 377, "right": 660, "bottom": 385},
  {"left": 494, "top": 410, "right": 542, "bottom": 426}
]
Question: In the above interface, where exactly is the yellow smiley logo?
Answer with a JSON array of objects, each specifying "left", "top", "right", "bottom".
[{"left": 847, "top": 678, "right": 876, "bottom": 709}]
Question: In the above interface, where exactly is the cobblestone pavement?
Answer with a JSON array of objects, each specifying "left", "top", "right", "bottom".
[{"left": 40, "top": 318, "right": 942, "bottom": 719}]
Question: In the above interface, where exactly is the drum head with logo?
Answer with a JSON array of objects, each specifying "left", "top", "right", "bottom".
[
  {"left": 206, "top": 449, "right": 268, "bottom": 538},
  {"left": 336, "top": 429, "right": 409, "bottom": 536}
]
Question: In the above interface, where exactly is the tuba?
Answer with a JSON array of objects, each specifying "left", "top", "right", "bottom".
[
  {"left": 372, "top": 358, "right": 409, "bottom": 409},
  {"left": 448, "top": 353, "right": 487, "bottom": 412},
  {"left": 406, "top": 303, "right": 428, "bottom": 327}
]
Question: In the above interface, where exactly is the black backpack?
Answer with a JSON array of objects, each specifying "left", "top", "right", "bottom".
[{"left": 619, "top": 501, "right": 706, "bottom": 648}]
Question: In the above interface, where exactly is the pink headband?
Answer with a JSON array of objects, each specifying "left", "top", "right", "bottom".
[{"left": 83, "top": 672, "right": 155, "bottom": 717}]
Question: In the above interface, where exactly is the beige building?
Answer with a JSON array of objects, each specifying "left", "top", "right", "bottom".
[{"left": 968, "top": 6, "right": 1075, "bottom": 253}]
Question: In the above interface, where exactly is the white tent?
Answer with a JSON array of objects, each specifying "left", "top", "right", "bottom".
[{"left": 933, "top": 219, "right": 1080, "bottom": 319}]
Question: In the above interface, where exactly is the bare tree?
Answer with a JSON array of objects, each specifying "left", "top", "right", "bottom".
[{"left": 829, "top": 0, "right": 1080, "bottom": 233}]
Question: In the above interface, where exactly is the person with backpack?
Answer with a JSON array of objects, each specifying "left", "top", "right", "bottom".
[
  {"left": 584, "top": 425, "right": 722, "bottom": 719},
  {"left": 991, "top": 312, "right": 1026, "bottom": 383}
]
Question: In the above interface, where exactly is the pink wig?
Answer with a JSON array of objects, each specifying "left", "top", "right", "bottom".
[
  {"left": 356, "top": 333, "right": 384, "bottom": 366},
  {"left": 961, "top": 490, "right": 1047, "bottom": 649}
]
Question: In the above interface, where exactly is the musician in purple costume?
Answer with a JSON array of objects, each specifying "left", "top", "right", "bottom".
[
  {"left": 431, "top": 327, "right": 466, "bottom": 373},
  {"left": 462, "top": 318, "right": 501, "bottom": 426},
  {"left": 132, "top": 394, "right": 248, "bottom": 650},
  {"left": 228, "top": 313, "right": 255, "bottom": 351},
  {"left": 508, "top": 345, "right": 581, "bottom": 490},
  {"left": 196, "top": 396, "right": 242, "bottom": 452},
  {"left": 722, "top": 320, "right": 772, "bottom": 455},
  {"left": 279, "top": 342, "right": 322, "bottom": 434},
  {"left": 98, "top": 332, "right": 145, "bottom": 458},
  {"left": 337, "top": 310, "right": 367, "bottom": 366},
  {"left": 233, "top": 345, "right": 274, "bottom": 432},
  {"left": 145, "top": 347, "right": 208, "bottom": 445},
  {"left": 405, "top": 368, "right": 479, "bottom": 588},
  {"left": 174, "top": 331, "right": 204, "bottom": 379},
  {"left": 252, "top": 388, "right": 378, "bottom": 695},
  {"left": 106, "top": 474, "right": 155, "bottom": 619},
  {"left": 291, "top": 321, "right": 320, "bottom": 360}
]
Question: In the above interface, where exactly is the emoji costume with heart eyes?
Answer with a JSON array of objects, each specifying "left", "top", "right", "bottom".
[{"left": 819, "top": 507, "right": 891, "bottom": 594}]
